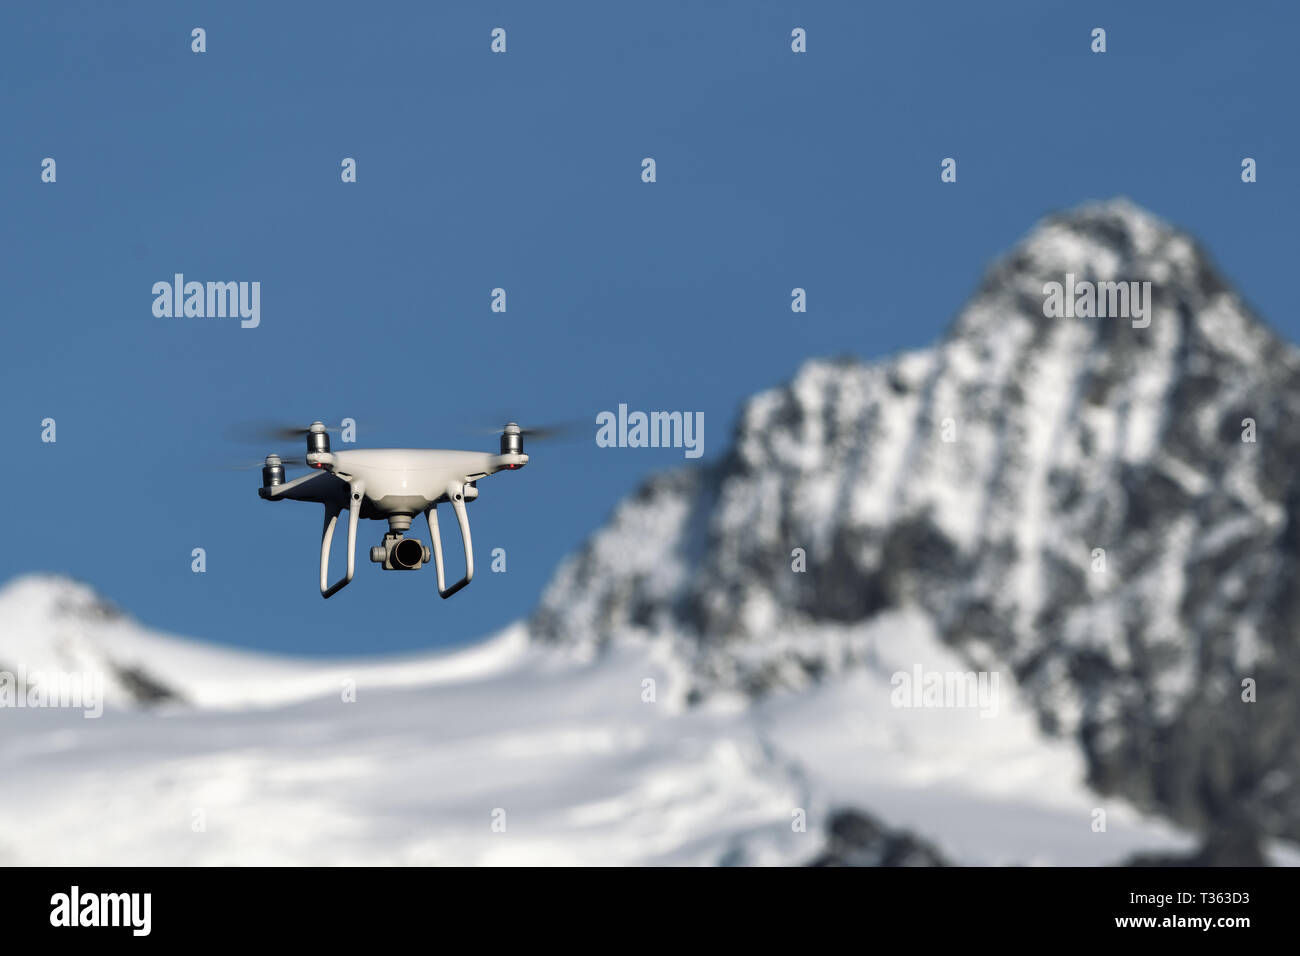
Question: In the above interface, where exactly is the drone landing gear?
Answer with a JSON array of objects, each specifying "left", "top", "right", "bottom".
[
  {"left": 320, "top": 479, "right": 365, "bottom": 599},
  {"left": 315, "top": 480, "right": 474, "bottom": 600},
  {"left": 426, "top": 481, "right": 474, "bottom": 599}
]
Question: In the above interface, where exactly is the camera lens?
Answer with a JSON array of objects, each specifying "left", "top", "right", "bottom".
[{"left": 392, "top": 537, "right": 424, "bottom": 569}]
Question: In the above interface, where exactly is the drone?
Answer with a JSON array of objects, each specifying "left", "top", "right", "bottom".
[{"left": 257, "top": 421, "right": 529, "bottom": 598}]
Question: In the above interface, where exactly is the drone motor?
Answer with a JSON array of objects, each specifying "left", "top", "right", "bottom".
[
  {"left": 307, "top": 421, "right": 331, "bottom": 456},
  {"left": 262, "top": 454, "right": 285, "bottom": 488},
  {"left": 500, "top": 422, "right": 523, "bottom": 456}
]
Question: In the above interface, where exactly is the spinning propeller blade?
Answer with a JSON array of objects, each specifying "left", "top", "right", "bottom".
[
  {"left": 224, "top": 420, "right": 344, "bottom": 444},
  {"left": 470, "top": 418, "right": 584, "bottom": 443},
  {"left": 219, "top": 455, "right": 307, "bottom": 471}
]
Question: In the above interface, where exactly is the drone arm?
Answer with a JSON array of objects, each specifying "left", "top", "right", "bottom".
[
  {"left": 425, "top": 481, "right": 474, "bottom": 599},
  {"left": 320, "top": 479, "right": 365, "bottom": 599},
  {"left": 261, "top": 467, "right": 337, "bottom": 502}
]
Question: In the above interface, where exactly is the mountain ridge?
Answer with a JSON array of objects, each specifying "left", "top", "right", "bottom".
[{"left": 0, "top": 573, "right": 531, "bottom": 710}]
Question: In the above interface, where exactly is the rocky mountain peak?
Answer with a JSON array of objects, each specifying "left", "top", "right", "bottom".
[{"left": 532, "top": 199, "right": 1300, "bottom": 847}]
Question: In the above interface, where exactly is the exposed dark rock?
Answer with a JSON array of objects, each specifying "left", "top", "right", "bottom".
[
  {"left": 808, "top": 808, "right": 949, "bottom": 867},
  {"left": 110, "top": 661, "right": 181, "bottom": 707}
]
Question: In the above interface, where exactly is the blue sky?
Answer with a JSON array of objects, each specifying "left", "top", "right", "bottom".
[{"left": 1, "top": 0, "right": 1294, "bottom": 656}]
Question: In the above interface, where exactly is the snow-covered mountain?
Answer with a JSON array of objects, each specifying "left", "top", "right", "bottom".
[
  {"left": 0, "top": 575, "right": 528, "bottom": 710},
  {"left": 0, "top": 574, "right": 1194, "bottom": 865},
  {"left": 3, "top": 199, "right": 1295, "bottom": 865},
  {"left": 533, "top": 199, "right": 1300, "bottom": 861}
]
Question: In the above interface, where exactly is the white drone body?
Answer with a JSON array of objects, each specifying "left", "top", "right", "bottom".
[{"left": 259, "top": 422, "right": 528, "bottom": 598}]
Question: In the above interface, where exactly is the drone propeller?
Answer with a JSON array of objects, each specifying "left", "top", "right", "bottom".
[
  {"left": 223, "top": 420, "right": 345, "bottom": 444},
  {"left": 470, "top": 419, "right": 584, "bottom": 443},
  {"left": 219, "top": 455, "right": 308, "bottom": 471},
  {"left": 515, "top": 422, "right": 579, "bottom": 441}
]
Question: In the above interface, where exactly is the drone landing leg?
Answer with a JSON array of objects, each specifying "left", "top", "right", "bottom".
[
  {"left": 320, "top": 479, "right": 365, "bottom": 599},
  {"left": 425, "top": 481, "right": 474, "bottom": 599}
]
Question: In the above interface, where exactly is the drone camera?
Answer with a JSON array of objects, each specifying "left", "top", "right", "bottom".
[
  {"left": 392, "top": 537, "right": 424, "bottom": 569},
  {"left": 370, "top": 532, "right": 432, "bottom": 571}
]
